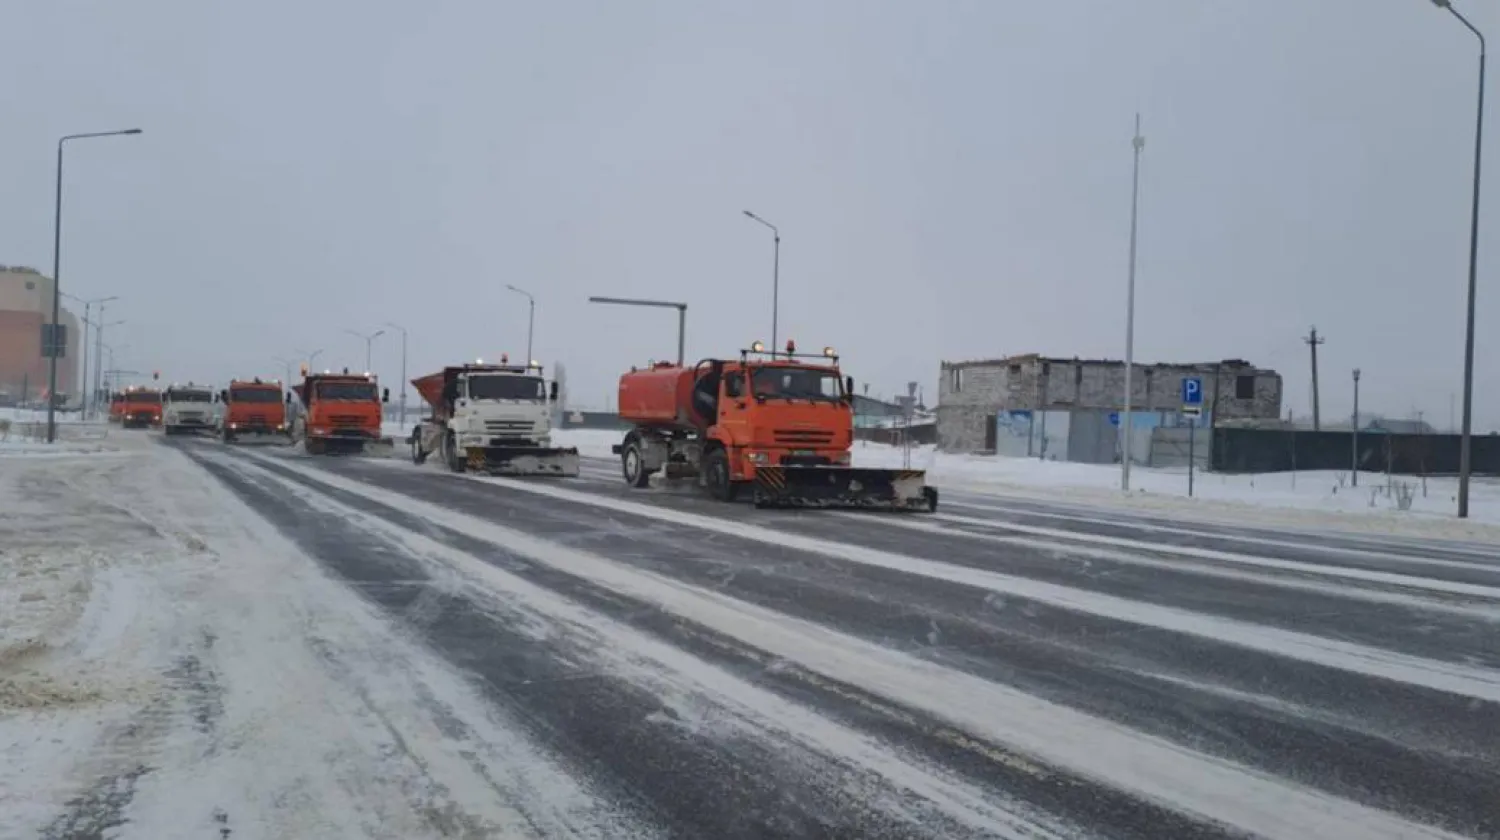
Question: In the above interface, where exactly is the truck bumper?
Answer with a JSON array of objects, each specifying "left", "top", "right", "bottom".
[
  {"left": 752, "top": 466, "right": 937, "bottom": 512},
  {"left": 466, "top": 445, "right": 580, "bottom": 477}
]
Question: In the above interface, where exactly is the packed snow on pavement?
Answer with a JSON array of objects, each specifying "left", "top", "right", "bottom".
[
  {"left": 548, "top": 427, "right": 1500, "bottom": 540},
  {"left": 0, "top": 433, "right": 640, "bottom": 839}
]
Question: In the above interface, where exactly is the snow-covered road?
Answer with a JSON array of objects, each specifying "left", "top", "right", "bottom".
[{"left": 4, "top": 431, "right": 1498, "bottom": 838}]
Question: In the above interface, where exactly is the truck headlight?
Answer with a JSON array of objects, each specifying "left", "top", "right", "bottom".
[
  {"left": 834, "top": 452, "right": 851, "bottom": 465},
  {"left": 748, "top": 452, "right": 769, "bottom": 464}
]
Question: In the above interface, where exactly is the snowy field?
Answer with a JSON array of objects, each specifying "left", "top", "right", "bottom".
[{"left": 550, "top": 428, "right": 1500, "bottom": 540}]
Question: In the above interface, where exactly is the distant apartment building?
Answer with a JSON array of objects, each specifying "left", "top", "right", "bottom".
[
  {"left": 936, "top": 353, "right": 1282, "bottom": 462},
  {"left": 0, "top": 266, "right": 81, "bottom": 403}
]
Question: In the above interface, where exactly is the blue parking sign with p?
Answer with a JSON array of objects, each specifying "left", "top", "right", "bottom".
[{"left": 1182, "top": 377, "right": 1203, "bottom": 406}]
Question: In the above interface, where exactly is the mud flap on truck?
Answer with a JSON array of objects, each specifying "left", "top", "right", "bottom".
[
  {"left": 752, "top": 466, "right": 938, "bottom": 512},
  {"left": 466, "top": 445, "right": 580, "bottom": 477}
]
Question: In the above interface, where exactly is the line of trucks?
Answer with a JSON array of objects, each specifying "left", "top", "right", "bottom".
[{"left": 107, "top": 339, "right": 937, "bottom": 512}]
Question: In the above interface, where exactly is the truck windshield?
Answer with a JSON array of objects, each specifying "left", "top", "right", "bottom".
[
  {"left": 231, "top": 388, "right": 281, "bottom": 403},
  {"left": 750, "top": 367, "right": 842, "bottom": 402},
  {"left": 167, "top": 390, "right": 212, "bottom": 403},
  {"left": 125, "top": 393, "right": 162, "bottom": 404},
  {"left": 315, "top": 382, "right": 378, "bottom": 401},
  {"left": 467, "top": 375, "right": 545, "bottom": 401}
]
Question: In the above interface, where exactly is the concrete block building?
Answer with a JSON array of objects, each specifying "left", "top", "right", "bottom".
[
  {"left": 0, "top": 266, "right": 81, "bottom": 405},
  {"left": 936, "top": 353, "right": 1282, "bottom": 462}
]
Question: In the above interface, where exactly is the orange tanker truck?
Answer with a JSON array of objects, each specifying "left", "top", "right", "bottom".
[
  {"left": 291, "top": 368, "right": 392, "bottom": 455},
  {"left": 613, "top": 340, "right": 937, "bottom": 511},
  {"left": 218, "top": 378, "right": 291, "bottom": 443}
]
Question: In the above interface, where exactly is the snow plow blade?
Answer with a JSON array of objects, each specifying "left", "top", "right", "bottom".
[
  {"left": 465, "top": 446, "right": 580, "bottom": 477},
  {"left": 753, "top": 466, "right": 937, "bottom": 512},
  {"left": 306, "top": 435, "right": 395, "bottom": 457}
]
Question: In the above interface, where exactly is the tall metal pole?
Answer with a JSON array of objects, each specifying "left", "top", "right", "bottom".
[
  {"left": 1351, "top": 369, "right": 1361, "bottom": 487},
  {"left": 587, "top": 296, "right": 688, "bottom": 365},
  {"left": 80, "top": 301, "right": 90, "bottom": 417},
  {"left": 384, "top": 322, "right": 409, "bottom": 431},
  {"left": 743, "top": 211, "right": 780, "bottom": 353},
  {"left": 1430, "top": 0, "right": 1485, "bottom": 518},
  {"left": 47, "top": 141, "right": 63, "bottom": 439},
  {"left": 344, "top": 329, "right": 383, "bottom": 372},
  {"left": 1121, "top": 114, "right": 1145, "bottom": 491},
  {"left": 505, "top": 285, "right": 536, "bottom": 364},
  {"left": 93, "top": 310, "right": 106, "bottom": 416},
  {"left": 45, "top": 129, "right": 142, "bottom": 442},
  {"left": 1304, "top": 327, "right": 1326, "bottom": 431},
  {"left": 62, "top": 293, "right": 117, "bottom": 419}
]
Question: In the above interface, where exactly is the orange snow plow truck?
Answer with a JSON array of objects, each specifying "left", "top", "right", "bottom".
[
  {"left": 119, "top": 386, "right": 163, "bottom": 429},
  {"left": 218, "top": 378, "right": 290, "bottom": 443},
  {"left": 613, "top": 340, "right": 937, "bottom": 511},
  {"left": 292, "top": 369, "right": 392, "bottom": 456}
]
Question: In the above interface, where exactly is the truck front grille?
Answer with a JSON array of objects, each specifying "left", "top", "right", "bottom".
[
  {"left": 774, "top": 429, "right": 835, "bottom": 446},
  {"left": 330, "top": 414, "right": 364, "bottom": 427},
  {"left": 485, "top": 420, "right": 534, "bottom": 435}
]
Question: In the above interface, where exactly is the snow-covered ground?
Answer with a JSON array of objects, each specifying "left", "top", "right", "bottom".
[
  {"left": 0, "top": 433, "right": 630, "bottom": 839},
  {"left": 549, "top": 428, "right": 1500, "bottom": 540}
]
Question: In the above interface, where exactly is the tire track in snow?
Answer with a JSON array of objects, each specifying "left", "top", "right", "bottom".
[
  {"left": 282, "top": 454, "right": 1500, "bottom": 837},
  {"left": 192, "top": 448, "right": 1069, "bottom": 839},
  {"left": 228, "top": 448, "right": 1491, "bottom": 840}
]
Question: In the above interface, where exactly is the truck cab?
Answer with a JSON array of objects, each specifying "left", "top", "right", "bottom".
[
  {"left": 218, "top": 378, "right": 289, "bottom": 442},
  {"left": 443, "top": 361, "right": 559, "bottom": 453},
  {"left": 293, "top": 370, "right": 390, "bottom": 455},
  {"left": 161, "top": 384, "right": 215, "bottom": 435},
  {"left": 120, "top": 387, "right": 163, "bottom": 429},
  {"left": 408, "top": 357, "right": 577, "bottom": 475}
]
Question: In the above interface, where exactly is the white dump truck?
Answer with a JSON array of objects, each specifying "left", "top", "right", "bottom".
[
  {"left": 408, "top": 359, "right": 579, "bottom": 476},
  {"left": 161, "top": 383, "right": 217, "bottom": 436}
]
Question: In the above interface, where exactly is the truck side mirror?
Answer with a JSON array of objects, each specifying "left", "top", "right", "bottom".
[
  {"left": 285, "top": 392, "right": 293, "bottom": 404},
  {"left": 550, "top": 381, "right": 559, "bottom": 400},
  {"left": 382, "top": 387, "right": 390, "bottom": 403},
  {"left": 845, "top": 376, "right": 855, "bottom": 401}
]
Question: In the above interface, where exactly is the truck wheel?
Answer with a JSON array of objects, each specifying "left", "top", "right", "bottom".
[
  {"left": 704, "top": 448, "right": 738, "bottom": 502},
  {"left": 411, "top": 433, "right": 427, "bottom": 465},
  {"left": 443, "top": 433, "right": 465, "bottom": 473},
  {"left": 622, "top": 440, "right": 651, "bottom": 488},
  {"left": 922, "top": 486, "right": 939, "bottom": 513}
]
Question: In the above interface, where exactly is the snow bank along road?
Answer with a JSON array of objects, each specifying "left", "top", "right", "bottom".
[{"left": 5, "top": 435, "right": 1498, "bottom": 839}]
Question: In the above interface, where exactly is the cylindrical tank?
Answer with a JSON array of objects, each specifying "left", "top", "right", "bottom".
[{"left": 618, "top": 362, "right": 701, "bottom": 431}]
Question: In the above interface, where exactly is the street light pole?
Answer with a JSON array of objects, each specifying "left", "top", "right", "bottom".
[
  {"left": 1429, "top": 0, "right": 1485, "bottom": 518},
  {"left": 505, "top": 285, "right": 536, "bottom": 363},
  {"left": 272, "top": 356, "right": 295, "bottom": 385},
  {"left": 742, "top": 211, "right": 781, "bottom": 353},
  {"left": 62, "top": 292, "right": 118, "bottom": 419},
  {"left": 588, "top": 296, "right": 688, "bottom": 365},
  {"left": 1352, "top": 368, "right": 1361, "bottom": 488},
  {"left": 383, "top": 322, "right": 409, "bottom": 432},
  {"left": 46, "top": 128, "right": 143, "bottom": 442},
  {"left": 1121, "top": 114, "right": 1146, "bottom": 492},
  {"left": 296, "top": 348, "right": 325, "bottom": 374},
  {"left": 344, "top": 329, "right": 385, "bottom": 372}
]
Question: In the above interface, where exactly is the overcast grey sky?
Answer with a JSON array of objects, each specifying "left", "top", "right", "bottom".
[{"left": 4, "top": 0, "right": 1495, "bottom": 427}]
